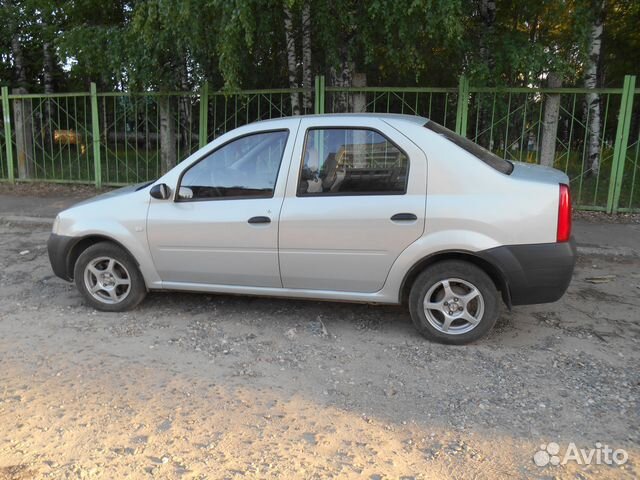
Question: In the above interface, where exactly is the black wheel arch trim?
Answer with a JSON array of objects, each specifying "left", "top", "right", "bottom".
[
  {"left": 48, "top": 233, "right": 141, "bottom": 282},
  {"left": 400, "top": 249, "right": 513, "bottom": 309}
]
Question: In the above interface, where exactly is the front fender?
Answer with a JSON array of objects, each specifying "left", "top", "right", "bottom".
[
  {"left": 55, "top": 222, "right": 161, "bottom": 288},
  {"left": 54, "top": 190, "right": 161, "bottom": 287}
]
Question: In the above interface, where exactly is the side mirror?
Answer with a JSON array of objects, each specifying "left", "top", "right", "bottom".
[{"left": 150, "top": 183, "right": 171, "bottom": 200}]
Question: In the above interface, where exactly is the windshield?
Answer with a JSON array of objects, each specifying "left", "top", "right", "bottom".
[{"left": 424, "top": 121, "right": 513, "bottom": 175}]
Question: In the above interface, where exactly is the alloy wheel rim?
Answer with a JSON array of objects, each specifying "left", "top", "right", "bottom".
[
  {"left": 422, "top": 278, "right": 484, "bottom": 335},
  {"left": 84, "top": 256, "right": 132, "bottom": 304}
]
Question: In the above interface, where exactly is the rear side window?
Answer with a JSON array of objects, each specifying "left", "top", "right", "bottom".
[
  {"left": 297, "top": 128, "right": 409, "bottom": 196},
  {"left": 424, "top": 121, "right": 513, "bottom": 174}
]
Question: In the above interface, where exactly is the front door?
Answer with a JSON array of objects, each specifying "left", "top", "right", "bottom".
[
  {"left": 278, "top": 118, "right": 427, "bottom": 293},
  {"left": 147, "top": 129, "right": 293, "bottom": 288}
]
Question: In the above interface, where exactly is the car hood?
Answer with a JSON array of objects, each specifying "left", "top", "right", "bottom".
[
  {"left": 71, "top": 182, "right": 153, "bottom": 209},
  {"left": 509, "top": 161, "right": 570, "bottom": 186}
]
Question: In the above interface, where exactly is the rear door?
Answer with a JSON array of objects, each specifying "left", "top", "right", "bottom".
[{"left": 278, "top": 117, "right": 427, "bottom": 293}]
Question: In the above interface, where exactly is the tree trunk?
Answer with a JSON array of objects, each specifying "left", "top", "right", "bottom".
[
  {"left": 159, "top": 96, "right": 177, "bottom": 174},
  {"left": 477, "top": 0, "right": 497, "bottom": 148},
  {"left": 329, "top": 47, "right": 353, "bottom": 113},
  {"left": 11, "top": 30, "right": 34, "bottom": 178},
  {"left": 585, "top": 1, "right": 605, "bottom": 176},
  {"left": 43, "top": 42, "right": 55, "bottom": 94},
  {"left": 351, "top": 72, "right": 367, "bottom": 113},
  {"left": 478, "top": 0, "right": 496, "bottom": 73},
  {"left": 301, "top": 0, "right": 313, "bottom": 112},
  {"left": 179, "top": 60, "right": 192, "bottom": 150},
  {"left": 283, "top": 4, "right": 301, "bottom": 115},
  {"left": 12, "top": 88, "right": 35, "bottom": 179},
  {"left": 43, "top": 40, "right": 55, "bottom": 142},
  {"left": 11, "top": 33, "right": 28, "bottom": 88},
  {"left": 351, "top": 74, "right": 368, "bottom": 167},
  {"left": 540, "top": 72, "right": 562, "bottom": 167}
]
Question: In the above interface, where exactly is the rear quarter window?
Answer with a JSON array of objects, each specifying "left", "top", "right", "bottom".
[{"left": 424, "top": 121, "right": 513, "bottom": 175}]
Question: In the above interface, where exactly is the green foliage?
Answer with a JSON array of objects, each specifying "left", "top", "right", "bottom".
[
  {"left": 464, "top": 1, "right": 596, "bottom": 86},
  {"left": 603, "top": 0, "right": 640, "bottom": 81},
  {"left": 0, "top": 0, "right": 637, "bottom": 91},
  {"left": 57, "top": 0, "right": 131, "bottom": 89},
  {"left": 363, "top": 0, "right": 465, "bottom": 84}
]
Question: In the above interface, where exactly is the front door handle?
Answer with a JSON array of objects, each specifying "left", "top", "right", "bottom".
[
  {"left": 248, "top": 216, "right": 271, "bottom": 224},
  {"left": 391, "top": 213, "right": 418, "bottom": 222}
]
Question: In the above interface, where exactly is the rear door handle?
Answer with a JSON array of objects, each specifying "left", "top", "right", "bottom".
[
  {"left": 391, "top": 213, "right": 418, "bottom": 222},
  {"left": 248, "top": 216, "right": 271, "bottom": 224}
]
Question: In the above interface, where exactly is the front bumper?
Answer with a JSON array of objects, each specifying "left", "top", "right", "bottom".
[
  {"left": 47, "top": 233, "right": 76, "bottom": 281},
  {"left": 479, "top": 238, "right": 577, "bottom": 306}
]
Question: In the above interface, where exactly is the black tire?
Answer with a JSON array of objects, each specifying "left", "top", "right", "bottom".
[
  {"left": 408, "top": 260, "right": 500, "bottom": 345},
  {"left": 73, "top": 241, "right": 147, "bottom": 312}
]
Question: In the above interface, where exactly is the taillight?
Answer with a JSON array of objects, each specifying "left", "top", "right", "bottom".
[{"left": 557, "top": 184, "right": 572, "bottom": 242}]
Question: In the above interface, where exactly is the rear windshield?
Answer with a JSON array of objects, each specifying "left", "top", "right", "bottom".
[{"left": 424, "top": 121, "right": 513, "bottom": 175}]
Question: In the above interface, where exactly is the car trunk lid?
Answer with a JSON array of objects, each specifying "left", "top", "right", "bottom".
[{"left": 509, "top": 161, "right": 569, "bottom": 186}]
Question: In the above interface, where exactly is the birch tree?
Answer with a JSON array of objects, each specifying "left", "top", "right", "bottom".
[
  {"left": 540, "top": 72, "right": 562, "bottom": 167},
  {"left": 7, "top": 0, "right": 35, "bottom": 179},
  {"left": 478, "top": 0, "right": 496, "bottom": 74},
  {"left": 283, "top": 2, "right": 301, "bottom": 115},
  {"left": 159, "top": 96, "right": 177, "bottom": 174},
  {"left": 40, "top": 3, "right": 58, "bottom": 145},
  {"left": 301, "top": 0, "right": 313, "bottom": 111},
  {"left": 329, "top": 49, "right": 353, "bottom": 113},
  {"left": 585, "top": 0, "right": 605, "bottom": 176},
  {"left": 125, "top": 0, "right": 198, "bottom": 168},
  {"left": 476, "top": 0, "right": 496, "bottom": 147}
]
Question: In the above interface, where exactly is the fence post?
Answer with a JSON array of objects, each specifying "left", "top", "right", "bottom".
[
  {"left": 90, "top": 82, "right": 102, "bottom": 188},
  {"left": 314, "top": 75, "right": 325, "bottom": 114},
  {"left": 607, "top": 75, "right": 636, "bottom": 214},
  {"left": 199, "top": 82, "right": 209, "bottom": 148},
  {"left": 455, "top": 75, "right": 469, "bottom": 136},
  {"left": 1, "top": 86, "right": 15, "bottom": 183}
]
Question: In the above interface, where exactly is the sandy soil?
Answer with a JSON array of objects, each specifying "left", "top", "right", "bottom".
[{"left": 0, "top": 222, "right": 638, "bottom": 479}]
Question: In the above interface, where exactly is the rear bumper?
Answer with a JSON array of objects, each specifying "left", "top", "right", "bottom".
[
  {"left": 478, "top": 238, "right": 576, "bottom": 306},
  {"left": 48, "top": 233, "right": 75, "bottom": 281}
]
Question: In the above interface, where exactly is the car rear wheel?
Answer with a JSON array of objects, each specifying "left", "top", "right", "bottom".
[
  {"left": 409, "top": 260, "right": 500, "bottom": 344},
  {"left": 74, "top": 242, "right": 147, "bottom": 312}
]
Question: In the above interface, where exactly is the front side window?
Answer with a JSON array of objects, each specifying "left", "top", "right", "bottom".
[
  {"left": 297, "top": 128, "right": 409, "bottom": 196},
  {"left": 178, "top": 130, "right": 288, "bottom": 200}
]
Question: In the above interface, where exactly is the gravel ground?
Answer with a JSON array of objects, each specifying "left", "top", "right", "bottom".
[
  {"left": 0, "top": 183, "right": 114, "bottom": 198},
  {"left": 0, "top": 221, "right": 638, "bottom": 479},
  {"left": 573, "top": 210, "right": 640, "bottom": 224}
]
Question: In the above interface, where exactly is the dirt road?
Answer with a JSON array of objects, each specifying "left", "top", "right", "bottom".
[{"left": 0, "top": 221, "right": 638, "bottom": 479}]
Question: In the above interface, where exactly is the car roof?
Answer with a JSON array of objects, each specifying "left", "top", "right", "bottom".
[{"left": 250, "top": 113, "right": 428, "bottom": 127}]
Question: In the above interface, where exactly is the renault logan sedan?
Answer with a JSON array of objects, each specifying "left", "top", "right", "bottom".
[{"left": 48, "top": 114, "right": 575, "bottom": 344}]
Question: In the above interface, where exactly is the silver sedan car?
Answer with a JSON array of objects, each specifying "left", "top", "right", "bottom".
[{"left": 48, "top": 114, "right": 575, "bottom": 344}]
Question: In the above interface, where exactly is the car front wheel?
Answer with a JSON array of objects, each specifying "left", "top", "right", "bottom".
[
  {"left": 409, "top": 260, "right": 500, "bottom": 344},
  {"left": 74, "top": 242, "right": 147, "bottom": 312}
]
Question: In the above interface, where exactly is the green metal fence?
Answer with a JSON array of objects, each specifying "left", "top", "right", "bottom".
[
  {"left": 94, "top": 88, "right": 315, "bottom": 185},
  {"left": 321, "top": 74, "right": 639, "bottom": 213},
  {"left": 97, "top": 91, "right": 197, "bottom": 185},
  {"left": 1, "top": 76, "right": 638, "bottom": 213},
  {"left": 462, "top": 86, "right": 624, "bottom": 212},
  {"left": 323, "top": 85, "right": 459, "bottom": 130}
]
